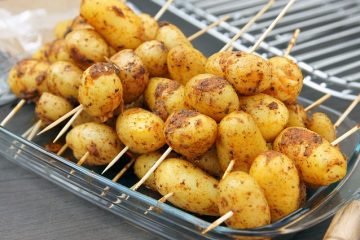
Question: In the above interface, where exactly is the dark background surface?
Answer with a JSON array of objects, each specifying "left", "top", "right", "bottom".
[{"left": 0, "top": 0, "right": 359, "bottom": 239}]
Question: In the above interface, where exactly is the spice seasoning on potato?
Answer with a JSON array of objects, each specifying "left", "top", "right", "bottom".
[
  {"left": 286, "top": 103, "right": 308, "bottom": 127},
  {"left": 307, "top": 112, "right": 336, "bottom": 142},
  {"left": 155, "top": 22, "right": 191, "bottom": 50},
  {"left": 139, "top": 14, "right": 159, "bottom": 41}
]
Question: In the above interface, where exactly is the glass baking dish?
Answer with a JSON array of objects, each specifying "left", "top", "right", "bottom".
[{"left": 0, "top": 96, "right": 358, "bottom": 239}]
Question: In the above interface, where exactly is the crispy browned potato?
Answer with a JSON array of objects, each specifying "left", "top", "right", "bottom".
[
  {"left": 307, "top": 112, "right": 336, "bottom": 142},
  {"left": 164, "top": 110, "right": 217, "bottom": 159},
  {"left": 286, "top": 103, "right": 308, "bottom": 127},
  {"left": 218, "top": 171, "right": 271, "bottom": 228},
  {"left": 66, "top": 122, "right": 123, "bottom": 166},
  {"left": 135, "top": 40, "right": 169, "bottom": 77},
  {"left": 155, "top": 22, "right": 191, "bottom": 50},
  {"left": 78, "top": 62, "right": 123, "bottom": 121},
  {"left": 167, "top": 45, "right": 206, "bottom": 85},
  {"left": 205, "top": 51, "right": 233, "bottom": 78},
  {"left": 264, "top": 56, "right": 303, "bottom": 104},
  {"left": 110, "top": 49, "right": 149, "bottom": 103},
  {"left": 139, "top": 14, "right": 158, "bottom": 41},
  {"left": 54, "top": 19, "right": 72, "bottom": 39},
  {"left": 80, "top": 0, "right": 144, "bottom": 50},
  {"left": 217, "top": 111, "right": 268, "bottom": 172},
  {"left": 155, "top": 158, "right": 219, "bottom": 216},
  {"left": 184, "top": 74, "right": 239, "bottom": 122},
  {"left": 188, "top": 147, "right": 223, "bottom": 178},
  {"left": 8, "top": 59, "right": 49, "bottom": 100},
  {"left": 144, "top": 77, "right": 187, "bottom": 120},
  {"left": 273, "top": 127, "right": 347, "bottom": 186},
  {"left": 47, "top": 39, "right": 73, "bottom": 63}
]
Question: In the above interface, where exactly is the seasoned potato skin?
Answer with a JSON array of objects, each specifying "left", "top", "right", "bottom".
[
  {"left": 70, "top": 16, "right": 93, "bottom": 32},
  {"left": 78, "top": 62, "right": 123, "bottom": 121},
  {"left": 32, "top": 43, "right": 51, "bottom": 61},
  {"left": 205, "top": 51, "right": 234, "bottom": 78},
  {"left": 273, "top": 127, "right": 347, "bottom": 186},
  {"left": 307, "top": 112, "right": 336, "bottom": 142},
  {"left": 35, "top": 93, "right": 73, "bottom": 125},
  {"left": 188, "top": 147, "right": 223, "bottom": 178},
  {"left": 264, "top": 56, "right": 303, "bottom": 104},
  {"left": 8, "top": 59, "right": 49, "bottom": 100},
  {"left": 65, "top": 29, "right": 110, "bottom": 70},
  {"left": 139, "top": 14, "right": 158, "bottom": 41},
  {"left": 54, "top": 19, "right": 72, "bottom": 39},
  {"left": 66, "top": 122, "right": 122, "bottom": 166},
  {"left": 218, "top": 171, "right": 271, "bottom": 228},
  {"left": 250, "top": 151, "right": 302, "bottom": 221},
  {"left": 80, "top": 0, "right": 144, "bottom": 50},
  {"left": 48, "top": 61, "right": 82, "bottom": 102},
  {"left": 110, "top": 49, "right": 149, "bottom": 103},
  {"left": 134, "top": 151, "right": 162, "bottom": 191},
  {"left": 47, "top": 39, "right": 73, "bottom": 63},
  {"left": 239, "top": 93, "right": 289, "bottom": 141},
  {"left": 116, "top": 108, "right": 166, "bottom": 154},
  {"left": 217, "top": 111, "right": 268, "bottom": 172},
  {"left": 286, "top": 103, "right": 308, "bottom": 127},
  {"left": 164, "top": 110, "right": 217, "bottom": 159},
  {"left": 144, "top": 77, "right": 187, "bottom": 121},
  {"left": 185, "top": 74, "right": 239, "bottom": 122},
  {"left": 224, "top": 51, "right": 272, "bottom": 95},
  {"left": 155, "top": 158, "right": 219, "bottom": 216},
  {"left": 135, "top": 40, "right": 169, "bottom": 77},
  {"left": 167, "top": 45, "right": 207, "bottom": 85},
  {"left": 155, "top": 22, "right": 191, "bottom": 50}
]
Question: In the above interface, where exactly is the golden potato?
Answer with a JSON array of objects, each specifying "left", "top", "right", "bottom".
[
  {"left": 307, "top": 112, "right": 336, "bottom": 142},
  {"left": 239, "top": 93, "right": 289, "bottom": 141},
  {"left": 80, "top": 0, "right": 144, "bottom": 50},
  {"left": 205, "top": 51, "right": 233, "bottom": 78},
  {"left": 217, "top": 111, "right": 268, "bottom": 172},
  {"left": 139, "top": 14, "right": 159, "bottom": 41},
  {"left": 144, "top": 77, "right": 187, "bottom": 120},
  {"left": 66, "top": 122, "right": 122, "bottom": 166},
  {"left": 188, "top": 147, "right": 223, "bottom": 178},
  {"left": 35, "top": 92, "right": 73, "bottom": 125},
  {"left": 54, "top": 19, "right": 72, "bottom": 39},
  {"left": 273, "top": 127, "right": 347, "bottom": 186},
  {"left": 264, "top": 56, "right": 303, "bottom": 104},
  {"left": 116, "top": 108, "right": 166, "bottom": 154},
  {"left": 71, "top": 110, "right": 101, "bottom": 127},
  {"left": 32, "top": 43, "right": 51, "bottom": 61},
  {"left": 184, "top": 74, "right": 239, "bottom": 122},
  {"left": 8, "top": 59, "right": 49, "bottom": 100},
  {"left": 218, "top": 171, "right": 271, "bottom": 228},
  {"left": 78, "top": 62, "right": 123, "bottom": 121},
  {"left": 134, "top": 151, "right": 162, "bottom": 191},
  {"left": 286, "top": 103, "right": 308, "bottom": 127},
  {"left": 65, "top": 29, "right": 110, "bottom": 70},
  {"left": 155, "top": 158, "right": 219, "bottom": 216},
  {"left": 224, "top": 51, "right": 271, "bottom": 95},
  {"left": 110, "top": 49, "right": 149, "bottom": 103},
  {"left": 155, "top": 22, "right": 191, "bottom": 50},
  {"left": 47, "top": 39, "right": 73, "bottom": 63},
  {"left": 70, "top": 16, "right": 93, "bottom": 31},
  {"left": 167, "top": 45, "right": 206, "bottom": 85},
  {"left": 249, "top": 151, "right": 302, "bottom": 221},
  {"left": 48, "top": 61, "right": 82, "bottom": 101},
  {"left": 135, "top": 40, "right": 169, "bottom": 77},
  {"left": 164, "top": 110, "right": 217, "bottom": 159}
]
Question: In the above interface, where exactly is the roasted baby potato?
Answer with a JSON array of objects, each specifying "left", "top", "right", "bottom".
[
  {"left": 47, "top": 39, "right": 73, "bottom": 63},
  {"left": 155, "top": 22, "right": 191, "bottom": 50},
  {"left": 205, "top": 51, "right": 234, "bottom": 78},
  {"left": 54, "top": 19, "right": 72, "bottom": 39},
  {"left": 184, "top": 74, "right": 239, "bottom": 122},
  {"left": 286, "top": 103, "right": 308, "bottom": 127},
  {"left": 188, "top": 147, "right": 223, "bottom": 178},
  {"left": 217, "top": 111, "right": 268, "bottom": 172},
  {"left": 164, "top": 110, "right": 217, "bottom": 159},
  {"left": 71, "top": 110, "right": 101, "bottom": 127},
  {"left": 110, "top": 49, "right": 149, "bottom": 104},
  {"left": 307, "top": 112, "right": 336, "bottom": 142},
  {"left": 48, "top": 61, "right": 82, "bottom": 101},
  {"left": 70, "top": 16, "right": 93, "bottom": 31},
  {"left": 80, "top": 0, "right": 144, "bottom": 50},
  {"left": 66, "top": 122, "right": 122, "bottom": 165},
  {"left": 35, "top": 92, "right": 73, "bottom": 125},
  {"left": 167, "top": 45, "right": 206, "bottom": 85},
  {"left": 264, "top": 56, "right": 303, "bottom": 104},
  {"left": 116, "top": 108, "right": 166, "bottom": 153},
  {"left": 273, "top": 127, "right": 347, "bottom": 186},
  {"left": 250, "top": 151, "right": 302, "bottom": 221},
  {"left": 32, "top": 43, "right": 51, "bottom": 61},
  {"left": 134, "top": 151, "right": 162, "bottom": 191},
  {"left": 78, "top": 62, "right": 123, "bottom": 121},
  {"left": 218, "top": 171, "right": 271, "bottom": 228},
  {"left": 135, "top": 40, "right": 169, "bottom": 77},
  {"left": 155, "top": 158, "right": 219, "bottom": 216},
  {"left": 8, "top": 59, "right": 49, "bottom": 100},
  {"left": 144, "top": 77, "right": 187, "bottom": 120},
  {"left": 139, "top": 13, "right": 159, "bottom": 41},
  {"left": 239, "top": 93, "right": 289, "bottom": 141}
]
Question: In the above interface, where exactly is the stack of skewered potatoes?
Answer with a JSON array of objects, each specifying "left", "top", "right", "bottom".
[{"left": 5, "top": 0, "right": 352, "bottom": 232}]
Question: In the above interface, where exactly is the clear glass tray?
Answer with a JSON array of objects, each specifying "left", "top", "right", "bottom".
[{"left": 0, "top": 97, "right": 359, "bottom": 239}]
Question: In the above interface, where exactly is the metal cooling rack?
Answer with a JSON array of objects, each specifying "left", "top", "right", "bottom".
[{"left": 151, "top": 0, "right": 360, "bottom": 100}]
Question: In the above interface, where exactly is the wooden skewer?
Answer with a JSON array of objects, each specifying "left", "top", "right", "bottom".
[
  {"left": 26, "top": 120, "right": 42, "bottom": 141},
  {"left": 144, "top": 192, "right": 174, "bottom": 215},
  {"left": 102, "top": 146, "right": 130, "bottom": 174},
  {"left": 304, "top": 93, "right": 332, "bottom": 112},
  {"left": 0, "top": 99, "right": 26, "bottom": 127},
  {"left": 131, "top": 146, "right": 173, "bottom": 191},
  {"left": 69, "top": 151, "right": 89, "bottom": 175},
  {"left": 53, "top": 106, "right": 83, "bottom": 143},
  {"left": 249, "top": 0, "right": 297, "bottom": 53},
  {"left": 331, "top": 124, "right": 359, "bottom": 146},
  {"left": 57, "top": 143, "right": 68, "bottom": 156},
  {"left": 284, "top": 28, "right": 300, "bottom": 57},
  {"left": 334, "top": 94, "right": 360, "bottom": 128},
  {"left": 221, "top": 160, "right": 234, "bottom": 180},
  {"left": 153, "top": 0, "right": 174, "bottom": 21},
  {"left": 220, "top": 0, "right": 275, "bottom": 52},
  {"left": 21, "top": 124, "right": 35, "bottom": 138},
  {"left": 201, "top": 211, "right": 234, "bottom": 234},
  {"left": 187, "top": 15, "right": 230, "bottom": 42}
]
